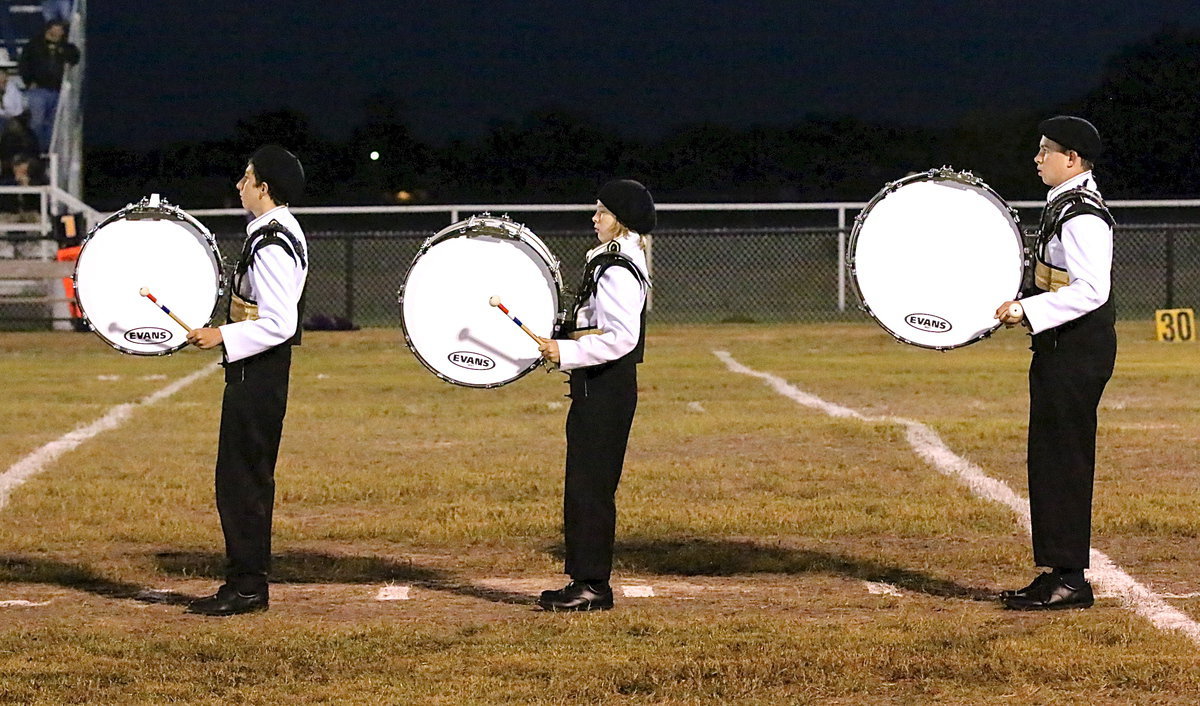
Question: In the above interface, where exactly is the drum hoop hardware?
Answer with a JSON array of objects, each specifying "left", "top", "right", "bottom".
[
  {"left": 398, "top": 212, "right": 566, "bottom": 387},
  {"left": 74, "top": 194, "right": 226, "bottom": 356},
  {"left": 847, "top": 167, "right": 1024, "bottom": 350},
  {"left": 406, "top": 213, "right": 564, "bottom": 289}
]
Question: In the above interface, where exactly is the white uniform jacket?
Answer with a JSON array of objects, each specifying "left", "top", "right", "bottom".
[
  {"left": 219, "top": 206, "right": 308, "bottom": 362},
  {"left": 1021, "top": 171, "right": 1113, "bottom": 335},
  {"left": 557, "top": 232, "right": 650, "bottom": 371}
]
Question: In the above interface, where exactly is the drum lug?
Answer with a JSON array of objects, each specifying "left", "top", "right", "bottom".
[
  {"left": 75, "top": 195, "right": 222, "bottom": 356},
  {"left": 402, "top": 212, "right": 564, "bottom": 387},
  {"left": 850, "top": 167, "right": 1023, "bottom": 351}
]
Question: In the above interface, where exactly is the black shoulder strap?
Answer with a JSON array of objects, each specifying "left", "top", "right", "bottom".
[
  {"left": 237, "top": 220, "right": 307, "bottom": 277},
  {"left": 1044, "top": 187, "right": 1113, "bottom": 228},
  {"left": 567, "top": 249, "right": 650, "bottom": 366},
  {"left": 1059, "top": 202, "right": 1115, "bottom": 228},
  {"left": 566, "top": 250, "right": 649, "bottom": 343},
  {"left": 578, "top": 251, "right": 649, "bottom": 302},
  {"left": 230, "top": 219, "right": 309, "bottom": 347},
  {"left": 1036, "top": 187, "right": 1114, "bottom": 257}
]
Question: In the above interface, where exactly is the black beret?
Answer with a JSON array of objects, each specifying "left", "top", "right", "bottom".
[
  {"left": 250, "top": 145, "right": 305, "bottom": 206},
  {"left": 1038, "top": 116, "right": 1103, "bottom": 162},
  {"left": 598, "top": 179, "right": 656, "bottom": 234}
]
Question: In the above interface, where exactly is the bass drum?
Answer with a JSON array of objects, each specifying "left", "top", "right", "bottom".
[
  {"left": 399, "top": 214, "right": 564, "bottom": 387},
  {"left": 74, "top": 194, "right": 224, "bottom": 355},
  {"left": 848, "top": 168, "right": 1026, "bottom": 349}
]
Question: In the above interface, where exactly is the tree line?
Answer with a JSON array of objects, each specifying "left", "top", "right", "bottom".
[{"left": 84, "top": 29, "right": 1200, "bottom": 210}]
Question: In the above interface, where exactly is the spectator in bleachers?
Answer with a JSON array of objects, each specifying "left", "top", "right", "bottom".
[
  {"left": 0, "top": 67, "right": 27, "bottom": 129},
  {"left": 42, "top": 1, "right": 73, "bottom": 24},
  {"left": 0, "top": 152, "right": 46, "bottom": 214},
  {"left": 0, "top": 111, "right": 38, "bottom": 166},
  {"left": 18, "top": 19, "right": 78, "bottom": 151},
  {"left": 0, "top": 64, "right": 37, "bottom": 168}
]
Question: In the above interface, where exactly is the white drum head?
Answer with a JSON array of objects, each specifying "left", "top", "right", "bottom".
[
  {"left": 850, "top": 170, "right": 1024, "bottom": 349},
  {"left": 401, "top": 216, "right": 561, "bottom": 387},
  {"left": 75, "top": 203, "right": 222, "bottom": 355}
]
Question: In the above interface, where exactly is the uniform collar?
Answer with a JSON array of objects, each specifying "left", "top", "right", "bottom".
[
  {"left": 1047, "top": 171, "right": 1099, "bottom": 201},
  {"left": 587, "top": 231, "right": 642, "bottom": 260},
  {"left": 247, "top": 205, "right": 289, "bottom": 235}
]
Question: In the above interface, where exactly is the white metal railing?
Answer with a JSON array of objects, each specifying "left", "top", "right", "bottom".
[
  {"left": 0, "top": 183, "right": 100, "bottom": 330},
  {"left": 5, "top": 195, "right": 1200, "bottom": 328},
  {"left": 48, "top": 0, "right": 85, "bottom": 200},
  {"left": 186, "top": 198, "right": 1200, "bottom": 223},
  {"left": 187, "top": 198, "right": 1200, "bottom": 313},
  {"left": 0, "top": 185, "right": 102, "bottom": 232}
]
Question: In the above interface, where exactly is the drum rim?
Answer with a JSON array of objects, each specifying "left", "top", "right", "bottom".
[
  {"left": 73, "top": 195, "right": 226, "bottom": 356},
  {"left": 846, "top": 167, "right": 1025, "bottom": 350},
  {"left": 397, "top": 213, "right": 564, "bottom": 387}
]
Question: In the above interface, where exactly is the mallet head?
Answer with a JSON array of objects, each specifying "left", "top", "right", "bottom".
[
  {"left": 139, "top": 287, "right": 150, "bottom": 297},
  {"left": 488, "top": 295, "right": 501, "bottom": 307}
]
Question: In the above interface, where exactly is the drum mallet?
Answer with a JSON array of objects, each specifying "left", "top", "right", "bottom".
[
  {"left": 140, "top": 287, "right": 195, "bottom": 331},
  {"left": 489, "top": 295, "right": 541, "bottom": 343}
]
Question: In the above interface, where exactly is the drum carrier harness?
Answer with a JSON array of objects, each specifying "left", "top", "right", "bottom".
[
  {"left": 1025, "top": 184, "right": 1116, "bottom": 354},
  {"left": 563, "top": 241, "right": 650, "bottom": 369},
  {"left": 228, "top": 219, "right": 308, "bottom": 346},
  {"left": 1028, "top": 186, "right": 1114, "bottom": 295}
]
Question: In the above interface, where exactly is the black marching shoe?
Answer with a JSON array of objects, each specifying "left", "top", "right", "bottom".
[
  {"left": 537, "top": 581, "right": 614, "bottom": 612},
  {"left": 1001, "top": 573, "right": 1093, "bottom": 611},
  {"left": 186, "top": 584, "right": 269, "bottom": 616},
  {"left": 999, "top": 571, "right": 1055, "bottom": 601}
]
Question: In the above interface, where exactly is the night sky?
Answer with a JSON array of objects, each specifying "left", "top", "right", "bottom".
[{"left": 84, "top": 1, "right": 1200, "bottom": 150}]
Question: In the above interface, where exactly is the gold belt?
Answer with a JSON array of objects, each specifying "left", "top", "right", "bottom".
[
  {"left": 229, "top": 293, "right": 259, "bottom": 322},
  {"left": 1034, "top": 261, "right": 1070, "bottom": 292},
  {"left": 568, "top": 327, "right": 604, "bottom": 340}
]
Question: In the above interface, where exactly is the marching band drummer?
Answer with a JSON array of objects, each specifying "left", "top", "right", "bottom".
[
  {"left": 184, "top": 145, "right": 309, "bottom": 616},
  {"left": 535, "top": 179, "right": 654, "bottom": 612},
  {"left": 995, "top": 116, "right": 1116, "bottom": 611}
]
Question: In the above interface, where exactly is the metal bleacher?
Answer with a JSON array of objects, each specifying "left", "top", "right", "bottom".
[
  {"left": 0, "top": 0, "right": 93, "bottom": 329},
  {"left": 0, "top": 5, "right": 45, "bottom": 67}
]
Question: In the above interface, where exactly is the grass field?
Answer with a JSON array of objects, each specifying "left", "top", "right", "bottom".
[{"left": 2, "top": 322, "right": 1200, "bottom": 704}]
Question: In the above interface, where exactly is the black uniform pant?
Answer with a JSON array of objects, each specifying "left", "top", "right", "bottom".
[
  {"left": 215, "top": 345, "right": 292, "bottom": 593},
  {"left": 1027, "top": 304, "right": 1115, "bottom": 570},
  {"left": 563, "top": 361, "right": 638, "bottom": 582}
]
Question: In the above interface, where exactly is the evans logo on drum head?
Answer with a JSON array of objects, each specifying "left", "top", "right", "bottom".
[
  {"left": 447, "top": 351, "right": 496, "bottom": 370},
  {"left": 904, "top": 313, "right": 952, "bottom": 333},
  {"left": 124, "top": 327, "right": 172, "bottom": 343}
]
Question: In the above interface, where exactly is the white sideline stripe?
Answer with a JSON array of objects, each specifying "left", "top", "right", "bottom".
[
  {"left": 0, "top": 599, "right": 52, "bottom": 607},
  {"left": 0, "top": 364, "right": 219, "bottom": 511},
  {"left": 622, "top": 585, "right": 656, "bottom": 598},
  {"left": 713, "top": 350, "right": 1200, "bottom": 646}
]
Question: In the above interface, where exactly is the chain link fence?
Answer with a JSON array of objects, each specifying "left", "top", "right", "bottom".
[{"left": 208, "top": 222, "right": 1200, "bottom": 328}]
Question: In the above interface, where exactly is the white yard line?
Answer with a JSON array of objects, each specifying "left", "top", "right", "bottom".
[
  {"left": 0, "top": 364, "right": 219, "bottom": 512},
  {"left": 714, "top": 350, "right": 1200, "bottom": 646}
]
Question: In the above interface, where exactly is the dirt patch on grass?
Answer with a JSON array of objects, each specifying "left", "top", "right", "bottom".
[{"left": 0, "top": 535, "right": 1020, "bottom": 628}]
